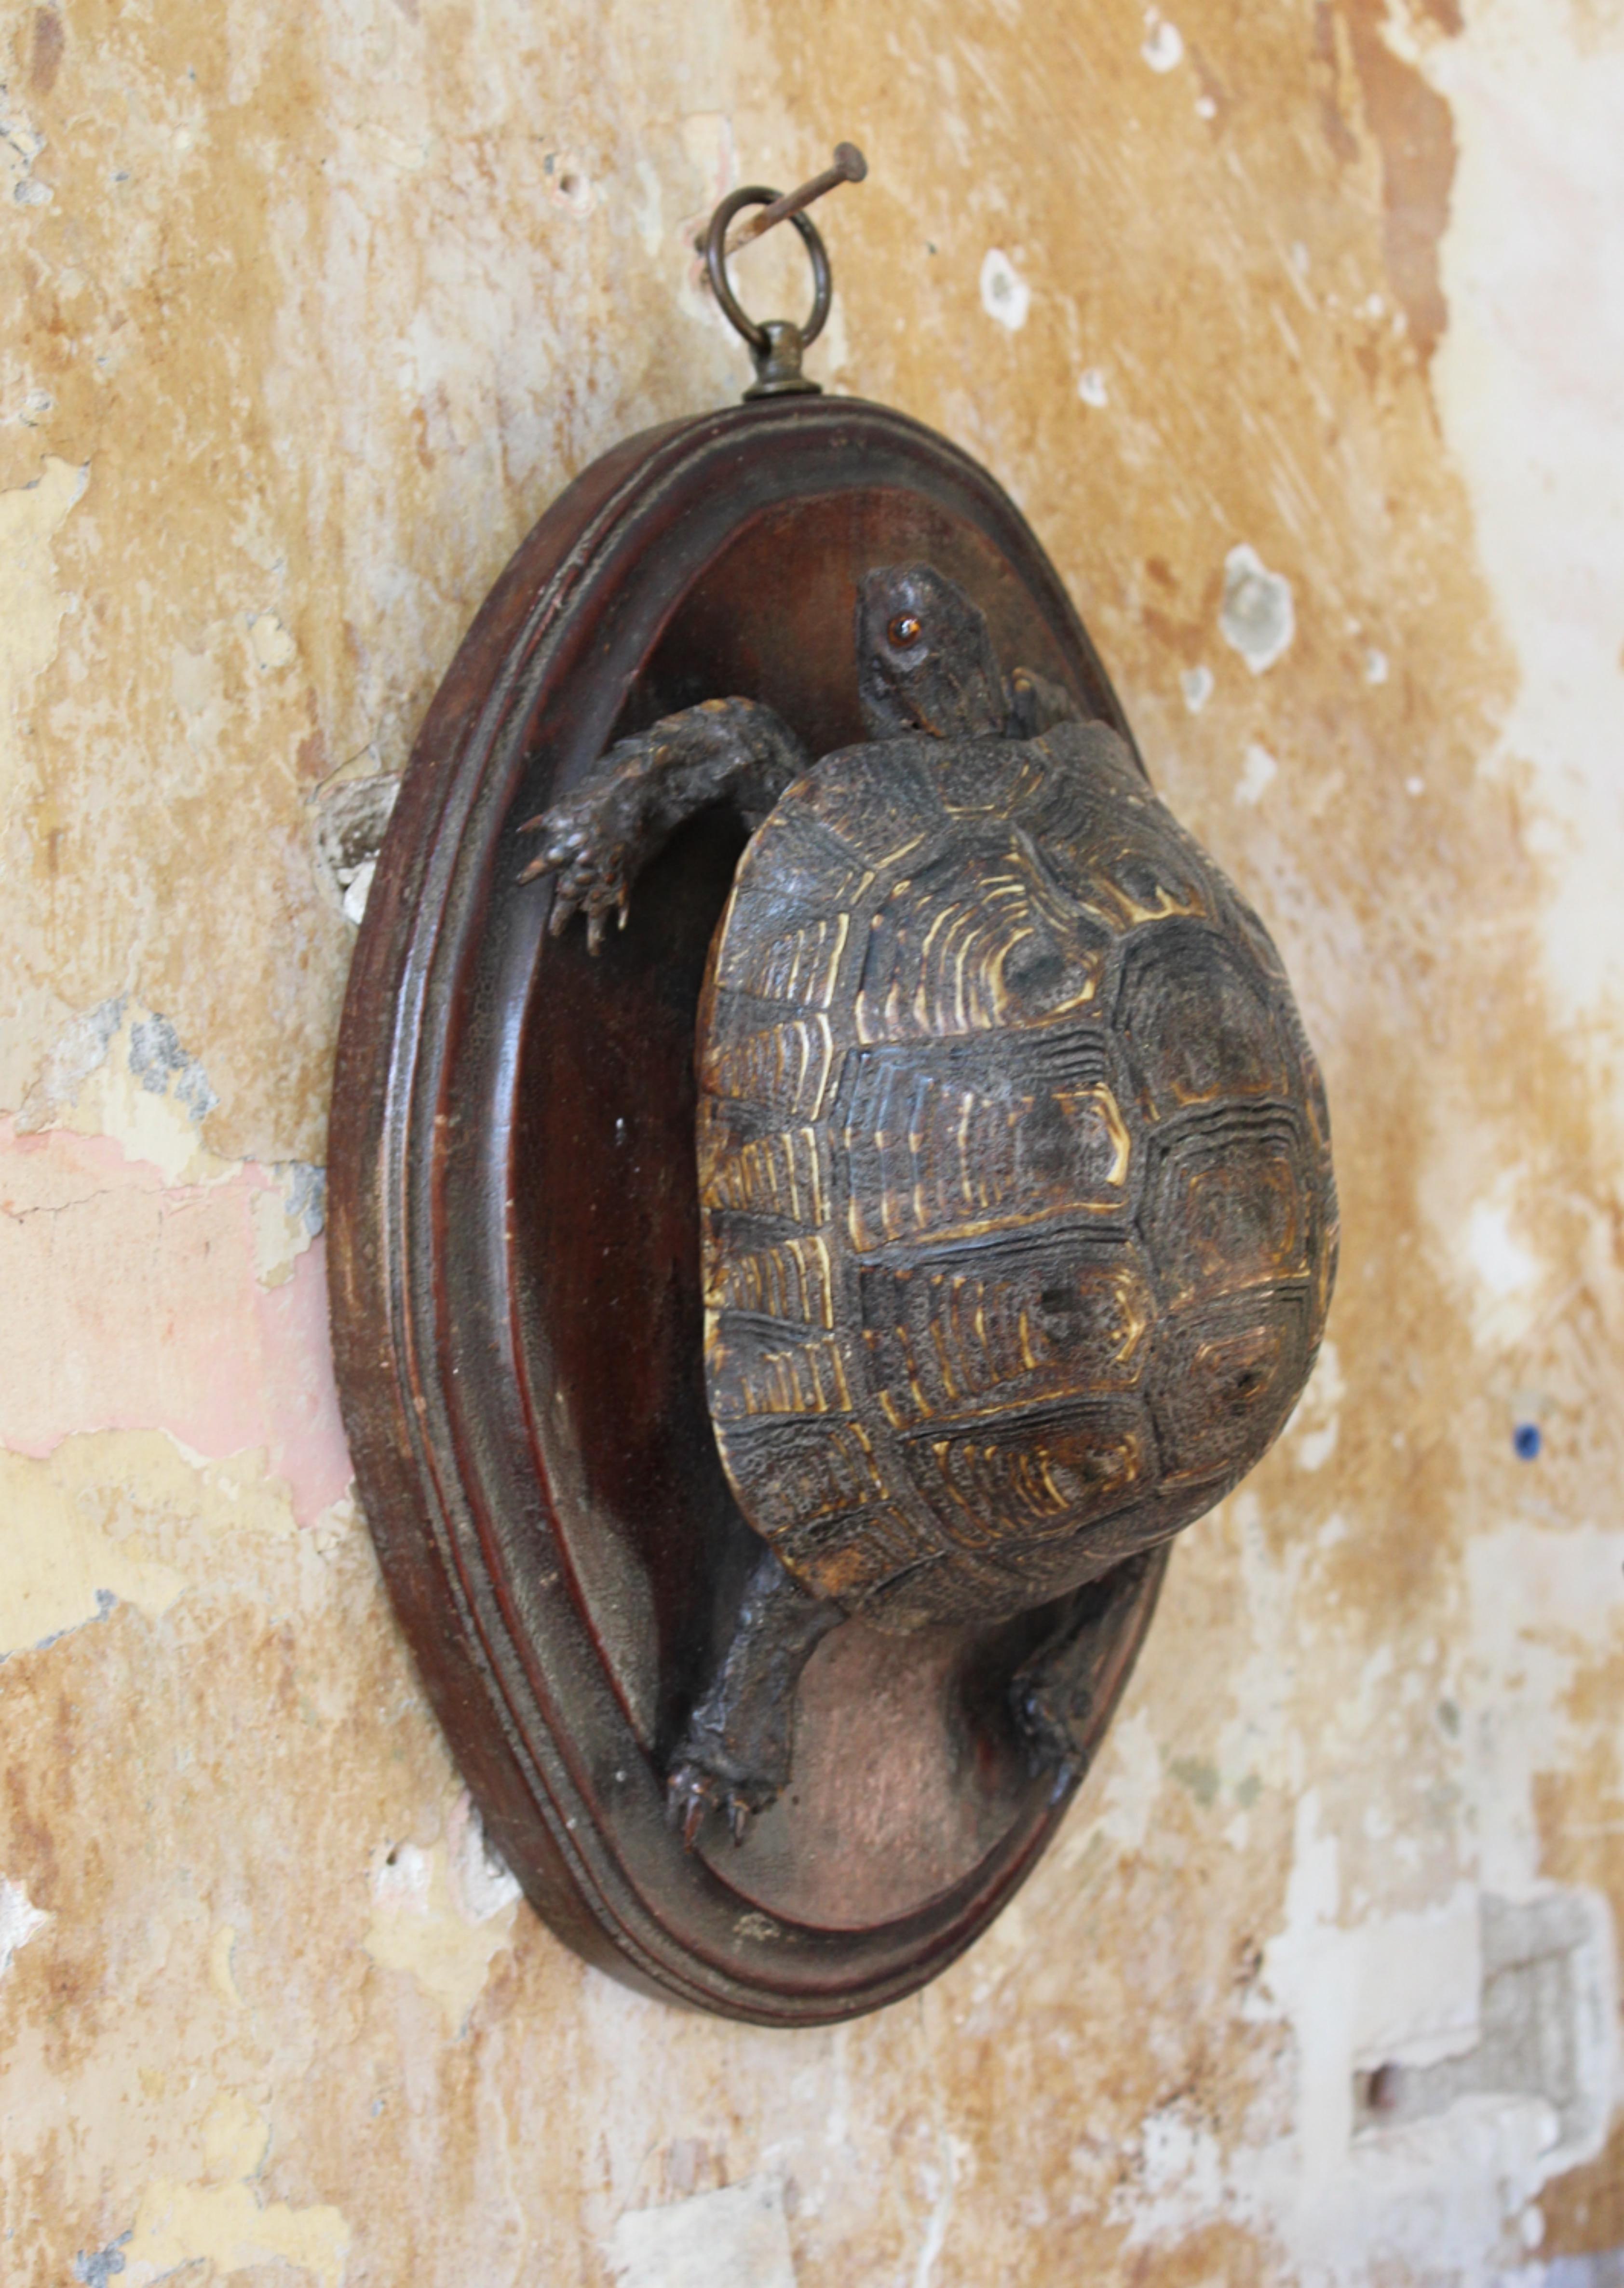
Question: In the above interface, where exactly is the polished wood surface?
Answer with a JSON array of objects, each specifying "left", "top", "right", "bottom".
[{"left": 328, "top": 397, "right": 1170, "bottom": 2023}]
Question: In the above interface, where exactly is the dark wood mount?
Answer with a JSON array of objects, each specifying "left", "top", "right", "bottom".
[{"left": 327, "top": 396, "right": 1174, "bottom": 2024}]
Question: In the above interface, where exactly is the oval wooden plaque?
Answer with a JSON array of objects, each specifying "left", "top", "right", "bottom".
[{"left": 328, "top": 396, "right": 1168, "bottom": 2025}]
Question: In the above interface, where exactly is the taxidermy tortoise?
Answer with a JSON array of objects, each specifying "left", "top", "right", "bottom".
[{"left": 522, "top": 565, "right": 1337, "bottom": 1843}]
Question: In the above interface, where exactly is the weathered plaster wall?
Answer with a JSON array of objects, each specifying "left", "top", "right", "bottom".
[{"left": 2, "top": 0, "right": 1622, "bottom": 2280}]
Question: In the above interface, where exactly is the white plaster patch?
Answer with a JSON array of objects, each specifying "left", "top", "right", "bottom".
[
  {"left": 1463, "top": 1522, "right": 1624, "bottom": 1897},
  {"left": 3, "top": 97, "right": 52, "bottom": 205},
  {"left": 980, "top": 248, "right": 1029, "bottom": 332},
  {"left": 911, "top": 2129, "right": 967, "bottom": 2288},
  {"left": 1140, "top": 10, "right": 1185, "bottom": 72},
  {"left": 609, "top": 2174, "right": 797, "bottom": 2288},
  {"left": 250, "top": 1161, "right": 326, "bottom": 1288},
  {"left": 341, "top": 856, "right": 376, "bottom": 925},
  {"left": 1286, "top": 1337, "right": 1344, "bottom": 1473},
  {"left": 51, "top": 1004, "right": 230, "bottom": 1183},
  {"left": 14, "top": 994, "right": 126, "bottom": 1133},
  {"left": 1467, "top": 1197, "right": 1539, "bottom": 1296},
  {"left": 633, "top": 157, "right": 664, "bottom": 257},
  {"left": 246, "top": 609, "right": 296, "bottom": 671},
  {"left": 1219, "top": 543, "right": 1295, "bottom": 674},
  {"left": 0, "top": 457, "right": 87, "bottom": 808},
  {"left": 1425, "top": 10, "right": 1624, "bottom": 1136},
  {"left": 363, "top": 1816, "right": 519, "bottom": 2028},
  {"left": 1123, "top": 1772, "right": 1624, "bottom": 2281},
  {"left": 311, "top": 768, "right": 399, "bottom": 929},
  {"left": 446, "top": 1787, "right": 522, "bottom": 1922},
  {"left": 121, "top": 2173, "right": 350, "bottom": 2288},
  {"left": 1180, "top": 663, "right": 1212, "bottom": 712},
  {"left": 0, "top": 1874, "right": 48, "bottom": 1974},
  {"left": 1235, "top": 741, "right": 1278, "bottom": 806},
  {"left": 1111, "top": 2102, "right": 1227, "bottom": 2246},
  {"left": 208, "top": 1922, "right": 244, "bottom": 2012},
  {"left": 1365, "top": 646, "right": 1389, "bottom": 684},
  {"left": 1060, "top": 1706, "right": 1163, "bottom": 1868},
  {"left": 0, "top": 1432, "right": 301, "bottom": 1659},
  {"left": 1462, "top": 1188, "right": 1544, "bottom": 1350},
  {"left": 1078, "top": 365, "right": 1109, "bottom": 407},
  {"left": 546, "top": 149, "right": 596, "bottom": 216},
  {"left": 1211, "top": 1489, "right": 1313, "bottom": 1803},
  {"left": 0, "top": 1439, "right": 188, "bottom": 1655}
]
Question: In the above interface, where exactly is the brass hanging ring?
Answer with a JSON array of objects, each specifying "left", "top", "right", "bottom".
[{"left": 704, "top": 186, "right": 832, "bottom": 356}]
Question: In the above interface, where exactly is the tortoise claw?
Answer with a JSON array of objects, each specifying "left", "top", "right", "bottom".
[
  {"left": 667, "top": 1761, "right": 716, "bottom": 1852},
  {"left": 666, "top": 1761, "right": 763, "bottom": 1853}
]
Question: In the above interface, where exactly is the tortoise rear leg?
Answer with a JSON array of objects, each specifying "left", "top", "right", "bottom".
[
  {"left": 669, "top": 1544, "right": 845, "bottom": 1848},
  {"left": 519, "top": 697, "right": 809, "bottom": 950},
  {"left": 1010, "top": 1555, "right": 1157, "bottom": 1797}
]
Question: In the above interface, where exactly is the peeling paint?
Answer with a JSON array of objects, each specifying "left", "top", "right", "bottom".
[
  {"left": 0, "top": 1119, "right": 350, "bottom": 1522},
  {"left": 121, "top": 2171, "right": 350, "bottom": 2288}
]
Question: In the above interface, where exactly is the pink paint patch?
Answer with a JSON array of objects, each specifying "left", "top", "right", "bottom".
[
  {"left": 0, "top": 1119, "right": 352, "bottom": 1524},
  {"left": 257, "top": 1237, "right": 354, "bottom": 1524}
]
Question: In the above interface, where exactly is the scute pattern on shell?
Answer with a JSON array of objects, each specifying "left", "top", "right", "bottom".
[{"left": 698, "top": 718, "right": 1337, "bottom": 1632}]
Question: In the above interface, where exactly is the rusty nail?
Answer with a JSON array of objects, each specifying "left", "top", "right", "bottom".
[{"left": 724, "top": 142, "right": 867, "bottom": 254}]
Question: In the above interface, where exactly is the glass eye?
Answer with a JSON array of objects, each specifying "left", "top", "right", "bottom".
[{"left": 888, "top": 612, "right": 922, "bottom": 646}]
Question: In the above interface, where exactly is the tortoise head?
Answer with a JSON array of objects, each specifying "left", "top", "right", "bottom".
[{"left": 855, "top": 565, "right": 1006, "bottom": 740}]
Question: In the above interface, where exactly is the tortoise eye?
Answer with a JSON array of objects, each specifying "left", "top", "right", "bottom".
[{"left": 888, "top": 613, "right": 923, "bottom": 646}]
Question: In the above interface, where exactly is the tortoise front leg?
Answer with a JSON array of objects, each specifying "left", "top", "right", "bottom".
[
  {"left": 519, "top": 697, "right": 809, "bottom": 951},
  {"left": 1005, "top": 663, "right": 1080, "bottom": 737},
  {"left": 668, "top": 1543, "right": 845, "bottom": 1848}
]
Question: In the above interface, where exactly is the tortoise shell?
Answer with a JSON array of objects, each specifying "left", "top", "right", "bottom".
[{"left": 698, "top": 715, "right": 1337, "bottom": 1633}]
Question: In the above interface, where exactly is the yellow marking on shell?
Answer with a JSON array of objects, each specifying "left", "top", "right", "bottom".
[
  {"left": 920, "top": 1422, "right": 1147, "bottom": 1543},
  {"left": 732, "top": 912, "right": 850, "bottom": 1008},
  {"left": 855, "top": 846, "right": 1101, "bottom": 1046},
  {"left": 954, "top": 1094, "right": 974, "bottom": 1227},
  {"left": 844, "top": 1076, "right": 1132, "bottom": 1253},
  {"left": 1109, "top": 1270, "right": 1151, "bottom": 1366},
  {"left": 926, "top": 1315, "right": 958, "bottom": 1408},
  {"left": 704, "top": 1015, "right": 834, "bottom": 1121},
  {"left": 1037, "top": 1449, "right": 1075, "bottom": 1511},
  {"left": 704, "top": 1234, "right": 835, "bottom": 1327},
  {"left": 699, "top": 1123, "right": 826, "bottom": 1228},
  {"left": 938, "top": 752, "right": 1048, "bottom": 815},
  {"left": 1072, "top": 854, "right": 1206, "bottom": 934},
  {"left": 718, "top": 1335, "right": 852, "bottom": 1418},
  {"left": 867, "top": 828, "right": 930, "bottom": 870},
  {"left": 914, "top": 901, "right": 957, "bottom": 1034},
  {"left": 1094, "top": 1086, "right": 1132, "bottom": 1190}
]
